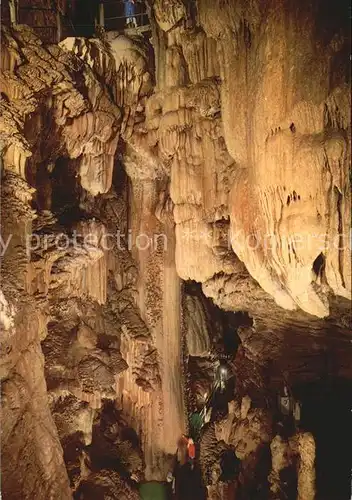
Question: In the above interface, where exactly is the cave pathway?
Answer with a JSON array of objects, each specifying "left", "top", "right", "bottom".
[{"left": 139, "top": 481, "right": 169, "bottom": 500}]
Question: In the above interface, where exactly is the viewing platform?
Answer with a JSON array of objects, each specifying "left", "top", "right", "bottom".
[{"left": 3, "top": 0, "right": 151, "bottom": 43}]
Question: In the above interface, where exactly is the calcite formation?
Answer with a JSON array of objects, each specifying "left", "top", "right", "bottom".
[
  {"left": 0, "top": 0, "right": 351, "bottom": 499},
  {"left": 147, "top": 0, "right": 351, "bottom": 319},
  {"left": 269, "top": 431, "right": 316, "bottom": 500}
]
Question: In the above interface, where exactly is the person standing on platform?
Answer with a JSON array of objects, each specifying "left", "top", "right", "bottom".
[{"left": 124, "top": 0, "right": 137, "bottom": 27}]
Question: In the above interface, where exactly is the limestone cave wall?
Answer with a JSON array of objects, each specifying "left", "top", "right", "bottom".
[{"left": 0, "top": 0, "right": 351, "bottom": 499}]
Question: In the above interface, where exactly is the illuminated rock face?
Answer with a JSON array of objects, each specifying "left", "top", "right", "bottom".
[
  {"left": 0, "top": 0, "right": 351, "bottom": 499},
  {"left": 0, "top": 27, "right": 120, "bottom": 195},
  {"left": 145, "top": 0, "right": 351, "bottom": 318},
  {"left": 0, "top": 25, "right": 137, "bottom": 499}
]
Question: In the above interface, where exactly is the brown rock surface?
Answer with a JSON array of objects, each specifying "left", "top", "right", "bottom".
[
  {"left": 144, "top": 0, "right": 351, "bottom": 319},
  {"left": 1, "top": 1, "right": 351, "bottom": 498}
]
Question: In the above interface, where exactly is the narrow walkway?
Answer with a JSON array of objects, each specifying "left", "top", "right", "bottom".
[
  {"left": 138, "top": 466, "right": 206, "bottom": 500},
  {"left": 8, "top": 1, "right": 151, "bottom": 43},
  {"left": 174, "top": 462, "right": 206, "bottom": 500},
  {"left": 139, "top": 481, "right": 168, "bottom": 500}
]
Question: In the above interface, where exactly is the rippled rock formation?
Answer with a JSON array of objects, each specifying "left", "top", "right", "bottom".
[{"left": 0, "top": 0, "right": 351, "bottom": 499}]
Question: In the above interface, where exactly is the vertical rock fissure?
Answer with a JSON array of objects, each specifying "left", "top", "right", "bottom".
[{"left": 335, "top": 186, "right": 346, "bottom": 289}]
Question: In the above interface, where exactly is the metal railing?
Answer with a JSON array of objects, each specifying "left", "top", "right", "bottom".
[
  {"left": 99, "top": 1, "right": 150, "bottom": 32},
  {"left": 17, "top": 3, "right": 62, "bottom": 43},
  {"left": 105, "top": 12, "right": 147, "bottom": 21},
  {"left": 8, "top": 0, "right": 150, "bottom": 43}
]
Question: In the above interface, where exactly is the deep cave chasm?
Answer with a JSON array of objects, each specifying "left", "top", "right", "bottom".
[{"left": 0, "top": 0, "right": 351, "bottom": 499}]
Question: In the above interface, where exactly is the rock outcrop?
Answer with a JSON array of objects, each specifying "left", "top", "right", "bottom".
[
  {"left": 1, "top": 0, "right": 351, "bottom": 498},
  {"left": 0, "top": 24, "right": 143, "bottom": 499},
  {"left": 141, "top": 0, "right": 351, "bottom": 319}
]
